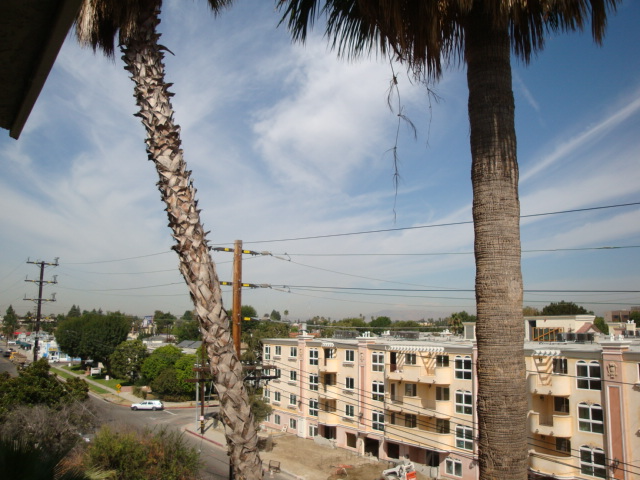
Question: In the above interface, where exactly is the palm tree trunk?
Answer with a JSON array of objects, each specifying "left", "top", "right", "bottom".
[
  {"left": 119, "top": 5, "right": 262, "bottom": 479},
  {"left": 465, "top": 3, "right": 528, "bottom": 480}
]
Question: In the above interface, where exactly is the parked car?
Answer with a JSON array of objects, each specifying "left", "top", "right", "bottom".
[
  {"left": 130, "top": 400, "right": 164, "bottom": 411},
  {"left": 2, "top": 351, "right": 11, "bottom": 357}
]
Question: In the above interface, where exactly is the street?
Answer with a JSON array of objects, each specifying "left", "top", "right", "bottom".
[{"left": 89, "top": 396, "right": 230, "bottom": 480}]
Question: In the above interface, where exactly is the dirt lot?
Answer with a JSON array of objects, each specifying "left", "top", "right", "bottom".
[{"left": 258, "top": 433, "right": 431, "bottom": 480}]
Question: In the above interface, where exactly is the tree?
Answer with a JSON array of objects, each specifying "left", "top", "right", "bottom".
[
  {"left": 523, "top": 306, "right": 540, "bottom": 316},
  {"left": 67, "top": 305, "right": 82, "bottom": 318},
  {"left": 270, "top": 310, "right": 281, "bottom": 321},
  {"left": 277, "top": 1, "right": 619, "bottom": 478},
  {"left": 541, "top": 301, "right": 593, "bottom": 316},
  {"left": 109, "top": 340, "right": 149, "bottom": 384},
  {"left": 593, "top": 317, "right": 609, "bottom": 335},
  {"left": 631, "top": 311, "right": 640, "bottom": 328},
  {"left": 2, "top": 305, "right": 19, "bottom": 343},
  {"left": 141, "top": 345, "right": 183, "bottom": 382},
  {"left": 74, "top": 2, "right": 260, "bottom": 476},
  {"left": 369, "top": 315, "right": 392, "bottom": 333},
  {"left": 56, "top": 312, "right": 132, "bottom": 372},
  {"left": 82, "top": 425, "right": 200, "bottom": 480},
  {"left": 175, "top": 318, "right": 201, "bottom": 343}
]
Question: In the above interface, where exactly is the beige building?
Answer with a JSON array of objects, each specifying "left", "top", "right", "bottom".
[{"left": 262, "top": 320, "right": 639, "bottom": 479}]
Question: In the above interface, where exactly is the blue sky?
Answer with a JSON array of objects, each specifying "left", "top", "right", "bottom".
[{"left": 1, "top": 1, "right": 639, "bottom": 322}]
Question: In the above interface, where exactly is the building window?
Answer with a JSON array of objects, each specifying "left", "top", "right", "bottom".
[
  {"left": 436, "top": 419, "right": 450, "bottom": 434},
  {"left": 274, "top": 414, "right": 281, "bottom": 425},
  {"left": 445, "top": 458, "right": 462, "bottom": 477},
  {"left": 455, "top": 356, "right": 472, "bottom": 380},
  {"left": 553, "top": 357, "right": 567, "bottom": 375},
  {"left": 324, "top": 348, "right": 335, "bottom": 359},
  {"left": 372, "top": 411, "right": 384, "bottom": 431},
  {"left": 372, "top": 381, "right": 385, "bottom": 401},
  {"left": 436, "top": 355, "right": 449, "bottom": 367},
  {"left": 290, "top": 370, "right": 297, "bottom": 382},
  {"left": 346, "top": 432, "right": 357, "bottom": 448},
  {"left": 455, "top": 390, "right": 473, "bottom": 415},
  {"left": 580, "top": 446, "right": 607, "bottom": 479},
  {"left": 289, "top": 346, "right": 298, "bottom": 358},
  {"left": 309, "top": 348, "right": 318, "bottom": 365},
  {"left": 309, "top": 399, "right": 318, "bottom": 417},
  {"left": 274, "top": 345, "right": 282, "bottom": 357},
  {"left": 404, "top": 383, "right": 417, "bottom": 397},
  {"left": 309, "top": 374, "right": 319, "bottom": 391},
  {"left": 372, "top": 352, "right": 384, "bottom": 372},
  {"left": 323, "top": 373, "right": 336, "bottom": 386},
  {"left": 273, "top": 391, "right": 281, "bottom": 403},
  {"left": 274, "top": 368, "right": 281, "bottom": 379},
  {"left": 389, "top": 412, "right": 397, "bottom": 425},
  {"left": 405, "top": 353, "right": 417, "bottom": 365},
  {"left": 578, "top": 403, "right": 604, "bottom": 434},
  {"left": 577, "top": 361, "right": 601, "bottom": 390},
  {"left": 345, "top": 377, "right": 355, "bottom": 390},
  {"left": 309, "top": 425, "right": 318, "bottom": 437},
  {"left": 263, "top": 388, "right": 270, "bottom": 399},
  {"left": 455, "top": 425, "right": 473, "bottom": 450},
  {"left": 289, "top": 394, "right": 297, "bottom": 406},
  {"left": 556, "top": 438, "right": 571, "bottom": 453},
  {"left": 264, "top": 346, "right": 271, "bottom": 360},
  {"left": 405, "top": 414, "right": 417, "bottom": 428},
  {"left": 436, "top": 386, "right": 450, "bottom": 401},
  {"left": 345, "top": 349, "right": 355, "bottom": 362},
  {"left": 345, "top": 404, "right": 355, "bottom": 417},
  {"left": 554, "top": 397, "right": 569, "bottom": 414},
  {"left": 290, "top": 418, "right": 297, "bottom": 429}
]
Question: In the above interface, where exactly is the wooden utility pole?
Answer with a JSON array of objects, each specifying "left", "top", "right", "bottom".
[{"left": 232, "top": 239, "right": 242, "bottom": 357}]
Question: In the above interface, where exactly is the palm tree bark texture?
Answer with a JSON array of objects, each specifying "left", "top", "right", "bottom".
[
  {"left": 465, "top": 5, "right": 527, "bottom": 479},
  {"left": 119, "top": 4, "right": 261, "bottom": 479}
]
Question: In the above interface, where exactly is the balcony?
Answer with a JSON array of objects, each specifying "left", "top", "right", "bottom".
[
  {"left": 529, "top": 451, "right": 576, "bottom": 478},
  {"left": 387, "top": 364, "right": 422, "bottom": 383},
  {"left": 319, "top": 358, "right": 339, "bottom": 373},
  {"left": 528, "top": 373, "right": 572, "bottom": 396},
  {"left": 419, "top": 367, "right": 452, "bottom": 385},
  {"left": 318, "top": 410, "right": 340, "bottom": 425},
  {"left": 528, "top": 411, "right": 572, "bottom": 437}
]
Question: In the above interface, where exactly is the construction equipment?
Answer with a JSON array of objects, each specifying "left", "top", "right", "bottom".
[{"left": 382, "top": 460, "right": 417, "bottom": 480}]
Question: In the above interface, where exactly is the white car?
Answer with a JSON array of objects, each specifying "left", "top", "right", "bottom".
[{"left": 130, "top": 400, "right": 164, "bottom": 411}]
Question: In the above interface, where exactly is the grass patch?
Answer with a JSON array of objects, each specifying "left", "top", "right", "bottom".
[{"left": 51, "top": 366, "right": 112, "bottom": 394}]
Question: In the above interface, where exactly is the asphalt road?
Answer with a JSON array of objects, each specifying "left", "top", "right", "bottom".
[
  {"left": 0, "top": 352, "right": 18, "bottom": 376},
  {"left": 89, "top": 396, "right": 230, "bottom": 480}
]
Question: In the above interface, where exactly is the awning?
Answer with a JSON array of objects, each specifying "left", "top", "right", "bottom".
[{"left": 386, "top": 345, "right": 444, "bottom": 353}]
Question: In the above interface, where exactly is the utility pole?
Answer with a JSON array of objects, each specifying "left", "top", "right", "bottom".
[
  {"left": 24, "top": 258, "right": 58, "bottom": 362},
  {"left": 232, "top": 239, "right": 242, "bottom": 358}
]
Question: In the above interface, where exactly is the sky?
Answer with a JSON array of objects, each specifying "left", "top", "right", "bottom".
[{"left": 1, "top": 1, "right": 639, "bottom": 323}]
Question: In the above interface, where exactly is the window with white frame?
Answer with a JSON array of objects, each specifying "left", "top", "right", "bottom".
[
  {"left": 274, "top": 414, "right": 281, "bottom": 425},
  {"left": 345, "top": 349, "right": 355, "bottom": 362},
  {"left": 290, "top": 370, "right": 297, "bottom": 382},
  {"left": 309, "top": 425, "right": 318, "bottom": 437},
  {"left": 553, "top": 357, "right": 567, "bottom": 375},
  {"left": 274, "top": 368, "right": 281, "bottom": 379},
  {"left": 580, "top": 446, "right": 607, "bottom": 479},
  {"left": 324, "top": 348, "right": 335, "bottom": 359},
  {"left": 265, "top": 413, "right": 271, "bottom": 423},
  {"left": 345, "top": 404, "right": 355, "bottom": 417},
  {"left": 275, "top": 345, "right": 282, "bottom": 357},
  {"left": 577, "top": 361, "right": 601, "bottom": 390},
  {"left": 345, "top": 377, "right": 355, "bottom": 390},
  {"left": 404, "top": 383, "right": 417, "bottom": 397},
  {"left": 405, "top": 414, "right": 417, "bottom": 428},
  {"left": 578, "top": 403, "right": 604, "bottom": 433},
  {"left": 290, "top": 418, "right": 297, "bottom": 429},
  {"left": 436, "top": 386, "right": 450, "bottom": 401},
  {"left": 309, "top": 374, "right": 319, "bottom": 391},
  {"left": 263, "top": 388, "right": 270, "bottom": 400},
  {"left": 445, "top": 458, "right": 462, "bottom": 477},
  {"left": 455, "top": 390, "right": 473, "bottom": 415},
  {"left": 264, "top": 346, "right": 271, "bottom": 360},
  {"left": 455, "top": 355, "right": 472, "bottom": 380},
  {"left": 274, "top": 391, "right": 281, "bottom": 402},
  {"left": 372, "top": 381, "right": 385, "bottom": 401},
  {"left": 436, "top": 355, "right": 449, "bottom": 367},
  {"left": 405, "top": 353, "right": 417, "bottom": 365},
  {"left": 455, "top": 425, "right": 473, "bottom": 450},
  {"left": 309, "top": 399, "right": 318, "bottom": 417},
  {"left": 289, "top": 346, "right": 298, "bottom": 358},
  {"left": 372, "top": 411, "right": 384, "bottom": 431},
  {"left": 372, "top": 352, "right": 384, "bottom": 372},
  {"left": 289, "top": 394, "right": 297, "bottom": 406},
  {"left": 309, "top": 348, "right": 318, "bottom": 365}
]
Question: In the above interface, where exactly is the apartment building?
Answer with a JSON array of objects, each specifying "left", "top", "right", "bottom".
[{"left": 261, "top": 320, "right": 640, "bottom": 480}]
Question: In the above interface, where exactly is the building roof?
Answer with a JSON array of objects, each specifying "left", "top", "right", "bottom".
[{"left": 0, "top": 0, "right": 81, "bottom": 139}]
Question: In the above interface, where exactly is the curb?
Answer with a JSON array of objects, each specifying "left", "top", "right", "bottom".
[{"left": 184, "top": 428, "right": 225, "bottom": 448}]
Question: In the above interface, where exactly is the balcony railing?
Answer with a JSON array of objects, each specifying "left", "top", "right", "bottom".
[
  {"left": 528, "top": 411, "right": 572, "bottom": 437},
  {"left": 529, "top": 451, "right": 576, "bottom": 478},
  {"left": 528, "top": 373, "right": 572, "bottom": 396}
]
